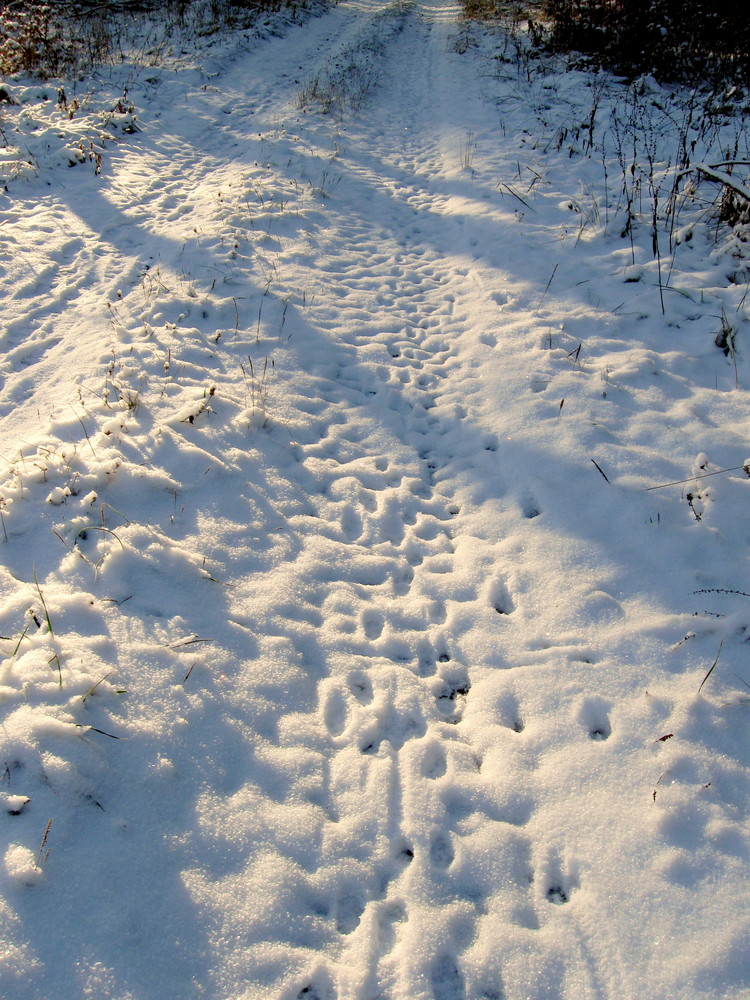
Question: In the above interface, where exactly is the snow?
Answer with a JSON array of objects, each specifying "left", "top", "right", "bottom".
[{"left": 1, "top": 1, "right": 750, "bottom": 998}]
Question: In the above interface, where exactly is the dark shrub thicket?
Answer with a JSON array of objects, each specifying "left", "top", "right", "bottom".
[
  {"left": 541, "top": 0, "right": 750, "bottom": 84},
  {"left": 0, "top": 0, "right": 311, "bottom": 76}
]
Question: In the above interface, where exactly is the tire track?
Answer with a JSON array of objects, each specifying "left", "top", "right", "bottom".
[{"left": 249, "top": 7, "right": 544, "bottom": 997}]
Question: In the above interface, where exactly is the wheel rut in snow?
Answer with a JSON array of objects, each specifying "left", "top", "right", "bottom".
[
  {"left": 216, "top": 7, "right": 542, "bottom": 999},
  {"left": 0, "top": 1, "right": 701, "bottom": 997},
  {"left": 9, "top": 3, "right": 564, "bottom": 997}
]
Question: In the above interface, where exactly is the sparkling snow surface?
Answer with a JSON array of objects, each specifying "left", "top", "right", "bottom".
[{"left": 1, "top": 2, "right": 750, "bottom": 998}]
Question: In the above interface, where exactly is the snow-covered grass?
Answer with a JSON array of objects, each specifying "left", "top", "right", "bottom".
[
  {"left": 298, "top": 0, "right": 414, "bottom": 115},
  {"left": 1, "top": 3, "right": 750, "bottom": 999}
]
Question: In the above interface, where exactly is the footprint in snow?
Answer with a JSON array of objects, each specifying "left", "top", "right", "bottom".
[
  {"left": 488, "top": 578, "right": 515, "bottom": 616},
  {"left": 296, "top": 984, "right": 334, "bottom": 1000},
  {"left": 405, "top": 546, "right": 425, "bottom": 568},
  {"left": 393, "top": 564, "right": 414, "bottom": 597},
  {"left": 323, "top": 688, "right": 348, "bottom": 738},
  {"left": 336, "top": 892, "right": 365, "bottom": 934},
  {"left": 541, "top": 849, "right": 578, "bottom": 906},
  {"left": 495, "top": 691, "right": 525, "bottom": 734},
  {"left": 431, "top": 953, "right": 466, "bottom": 1000},
  {"left": 436, "top": 671, "right": 471, "bottom": 723},
  {"left": 360, "top": 713, "right": 424, "bottom": 754},
  {"left": 378, "top": 902, "right": 407, "bottom": 954},
  {"left": 421, "top": 740, "right": 447, "bottom": 779},
  {"left": 430, "top": 832, "right": 455, "bottom": 870},
  {"left": 341, "top": 504, "right": 363, "bottom": 541},
  {"left": 395, "top": 843, "right": 415, "bottom": 870},
  {"left": 576, "top": 696, "right": 613, "bottom": 741},
  {"left": 522, "top": 496, "right": 541, "bottom": 519},
  {"left": 362, "top": 609, "right": 385, "bottom": 640},
  {"left": 349, "top": 673, "right": 373, "bottom": 705}
]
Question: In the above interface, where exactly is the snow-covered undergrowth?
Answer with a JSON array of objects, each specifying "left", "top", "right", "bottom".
[
  {"left": 1, "top": 2, "right": 750, "bottom": 999},
  {"left": 0, "top": 0, "right": 327, "bottom": 188},
  {"left": 0, "top": 78, "right": 137, "bottom": 184},
  {"left": 299, "top": 0, "right": 414, "bottom": 114}
]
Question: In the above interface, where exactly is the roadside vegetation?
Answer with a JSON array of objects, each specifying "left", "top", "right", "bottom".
[
  {"left": 462, "top": 0, "right": 750, "bottom": 86},
  {"left": 0, "top": 0, "right": 318, "bottom": 77},
  {"left": 457, "top": 0, "right": 750, "bottom": 306},
  {"left": 539, "top": 0, "right": 750, "bottom": 86}
]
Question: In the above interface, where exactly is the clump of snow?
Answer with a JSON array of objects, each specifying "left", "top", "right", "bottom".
[
  {"left": 1, "top": 795, "right": 29, "bottom": 816},
  {"left": 4, "top": 845, "right": 43, "bottom": 886}
]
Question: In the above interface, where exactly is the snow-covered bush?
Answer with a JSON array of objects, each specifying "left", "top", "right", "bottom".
[
  {"left": 0, "top": 1, "right": 323, "bottom": 79},
  {"left": 0, "top": 2, "right": 71, "bottom": 77}
]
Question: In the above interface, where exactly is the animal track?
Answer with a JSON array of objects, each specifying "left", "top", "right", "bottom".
[
  {"left": 359, "top": 702, "right": 425, "bottom": 754},
  {"left": 522, "top": 496, "right": 540, "bottom": 519},
  {"left": 430, "top": 832, "right": 455, "bottom": 869},
  {"left": 336, "top": 892, "right": 365, "bottom": 934},
  {"left": 436, "top": 671, "right": 471, "bottom": 723},
  {"left": 363, "top": 609, "right": 385, "bottom": 640},
  {"left": 395, "top": 843, "right": 415, "bottom": 870},
  {"left": 393, "top": 563, "right": 414, "bottom": 596},
  {"left": 350, "top": 673, "right": 373, "bottom": 704},
  {"left": 577, "top": 696, "right": 612, "bottom": 741},
  {"left": 324, "top": 687, "right": 348, "bottom": 737},
  {"left": 541, "top": 850, "right": 578, "bottom": 906},
  {"left": 212, "top": 43, "right": 575, "bottom": 998},
  {"left": 496, "top": 691, "right": 524, "bottom": 733},
  {"left": 341, "top": 504, "right": 363, "bottom": 540},
  {"left": 378, "top": 902, "right": 407, "bottom": 954},
  {"left": 488, "top": 578, "right": 515, "bottom": 616},
  {"left": 422, "top": 739, "right": 448, "bottom": 779},
  {"left": 431, "top": 953, "right": 466, "bottom": 1000},
  {"left": 296, "top": 984, "right": 332, "bottom": 1000}
]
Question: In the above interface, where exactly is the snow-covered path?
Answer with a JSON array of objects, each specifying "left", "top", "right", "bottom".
[{"left": 2, "top": 2, "right": 750, "bottom": 998}]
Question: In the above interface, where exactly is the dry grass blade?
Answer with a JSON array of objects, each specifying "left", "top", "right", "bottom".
[
  {"left": 81, "top": 673, "right": 112, "bottom": 703},
  {"left": 538, "top": 263, "right": 558, "bottom": 308},
  {"left": 12, "top": 623, "right": 31, "bottom": 659},
  {"left": 37, "top": 819, "right": 52, "bottom": 870},
  {"left": 167, "top": 635, "right": 213, "bottom": 649},
  {"left": 33, "top": 569, "right": 54, "bottom": 636},
  {"left": 591, "top": 459, "right": 610, "bottom": 483},
  {"left": 698, "top": 639, "right": 724, "bottom": 694},
  {"left": 75, "top": 525, "right": 124, "bottom": 548},
  {"left": 645, "top": 465, "right": 749, "bottom": 491},
  {"left": 497, "top": 180, "right": 534, "bottom": 211},
  {"left": 76, "top": 724, "right": 122, "bottom": 740},
  {"left": 33, "top": 570, "right": 62, "bottom": 686}
]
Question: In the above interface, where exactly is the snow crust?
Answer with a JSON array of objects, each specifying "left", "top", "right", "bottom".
[{"left": 1, "top": 2, "right": 750, "bottom": 998}]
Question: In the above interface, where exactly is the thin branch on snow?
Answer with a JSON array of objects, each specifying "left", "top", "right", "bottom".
[{"left": 682, "top": 162, "right": 750, "bottom": 203}]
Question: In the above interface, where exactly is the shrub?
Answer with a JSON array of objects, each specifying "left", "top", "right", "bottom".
[
  {"left": 0, "top": 3, "right": 71, "bottom": 76},
  {"left": 461, "top": 0, "right": 528, "bottom": 21},
  {"left": 0, "top": 1, "right": 315, "bottom": 78},
  {"left": 541, "top": 0, "right": 750, "bottom": 85}
]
